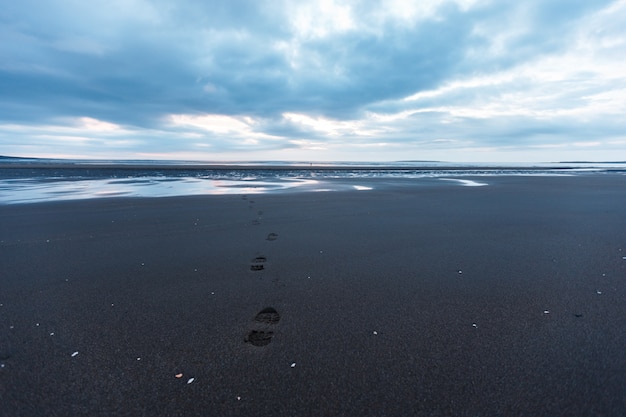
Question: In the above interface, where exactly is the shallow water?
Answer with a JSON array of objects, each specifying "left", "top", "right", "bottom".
[{"left": 0, "top": 160, "right": 623, "bottom": 204}]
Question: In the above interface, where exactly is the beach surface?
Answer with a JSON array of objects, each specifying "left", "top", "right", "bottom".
[{"left": 1, "top": 175, "right": 625, "bottom": 416}]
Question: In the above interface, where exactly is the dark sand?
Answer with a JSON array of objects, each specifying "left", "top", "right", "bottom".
[{"left": 1, "top": 175, "right": 625, "bottom": 416}]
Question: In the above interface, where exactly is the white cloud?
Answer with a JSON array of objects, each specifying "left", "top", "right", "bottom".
[
  {"left": 76, "top": 117, "right": 122, "bottom": 132},
  {"left": 169, "top": 114, "right": 250, "bottom": 134},
  {"left": 373, "top": 0, "right": 626, "bottom": 132},
  {"left": 288, "top": 0, "right": 356, "bottom": 40}
]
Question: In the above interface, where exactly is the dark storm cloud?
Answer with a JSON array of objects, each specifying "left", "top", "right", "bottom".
[{"left": 0, "top": 0, "right": 479, "bottom": 123}]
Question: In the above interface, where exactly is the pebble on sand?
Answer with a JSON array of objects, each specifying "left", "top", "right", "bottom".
[
  {"left": 71, "top": 351, "right": 79, "bottom": 357},
  {"left": 291, "top": 362, "right": 296, "bottom": 368},
  {"left": 187, "top": 378, "right": 195, "bottom": 384}
]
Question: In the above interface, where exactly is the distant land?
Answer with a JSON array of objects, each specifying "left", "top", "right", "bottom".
[
  {"left": 557, "top": 160, "right": 626, "bottom": 164},
  {"left": 2, "top": 155, "right": 625, "bottom": 165}
]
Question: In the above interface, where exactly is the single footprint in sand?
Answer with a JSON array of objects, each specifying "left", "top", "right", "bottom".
[
  {"left": 245, "top": 307, "right": 280, "bottom": 347},
  {"left": 254, "top": 307, "right": 280, "bottom": 324},
  {"left": 250, "top": 256, "right": 267, "bottom": 271}
]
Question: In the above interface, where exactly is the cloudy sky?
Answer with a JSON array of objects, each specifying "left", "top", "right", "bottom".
[{"left": 1, "top": 0, "right": 625, "bottom": 162}]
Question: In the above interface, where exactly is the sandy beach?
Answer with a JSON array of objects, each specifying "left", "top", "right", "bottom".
[{"left": 1, "top": 174, "right": 625, "bottom": 416}]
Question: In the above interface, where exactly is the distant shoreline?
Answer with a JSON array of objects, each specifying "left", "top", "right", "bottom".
[
  {"left": 2, "top": 156, "right": 625, "bottom": 177},
  {"left": 1, "top": 162, "right": 624, "bottom": 172}
]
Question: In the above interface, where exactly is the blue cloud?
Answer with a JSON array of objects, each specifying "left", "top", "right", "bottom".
[{"left": 0, "top": 0, "right": 624, "bottom": 161}]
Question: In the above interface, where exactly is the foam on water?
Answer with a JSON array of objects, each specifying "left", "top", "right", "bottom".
[{"left": 440, "top": 178, "right": 488, "bottom": 187}]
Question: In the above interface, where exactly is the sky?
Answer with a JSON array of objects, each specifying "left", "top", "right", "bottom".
[{"left": 1, "top": 0, "right": 626, "bottom": 162}]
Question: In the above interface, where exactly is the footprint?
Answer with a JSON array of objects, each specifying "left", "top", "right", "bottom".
[
  {"left": 250, "top": 256, "right": 267, "bottom": 271},
  {"left": 266, "top": 233, "right": 279, "bottom": 241},
  {"left": 254, "top": 307, "right": 280, "bottom": 324},
  {"left": 245, "top": 330, "right": 273, "bottom": 347},
  {"left": 245, "top": 307, "right": 280, "bottom": 347}
]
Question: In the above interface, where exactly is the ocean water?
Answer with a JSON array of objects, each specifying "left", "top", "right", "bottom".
[{"left": 0, "top": 158, "right": 624, "bottom": 204}]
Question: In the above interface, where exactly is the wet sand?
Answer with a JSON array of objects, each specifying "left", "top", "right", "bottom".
[{"left": 1, "top": 175, "right": 625, "bottom": 416}]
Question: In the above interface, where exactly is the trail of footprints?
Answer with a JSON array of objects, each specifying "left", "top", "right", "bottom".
[
  {"left": 0, "top": 197, "right": 280, "bottom": 373},
  {"left": 242, "top": 195, "right": 281, "bottom": 347}
]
